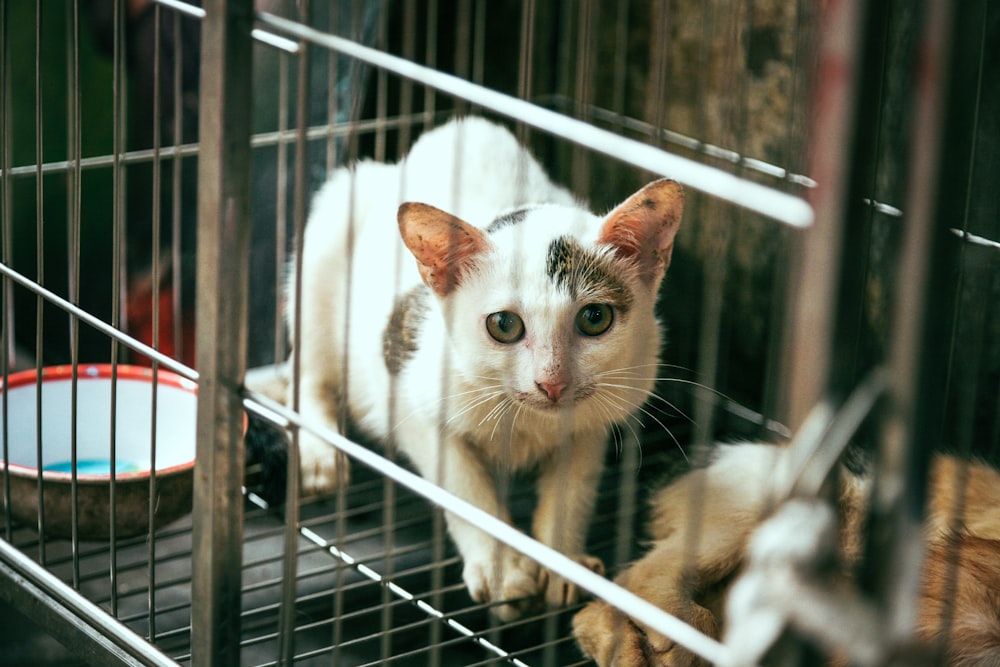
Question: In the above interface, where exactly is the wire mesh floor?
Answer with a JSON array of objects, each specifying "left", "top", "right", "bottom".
[{"left": 3, "top": 425, "right": 691, "bottom": 666}]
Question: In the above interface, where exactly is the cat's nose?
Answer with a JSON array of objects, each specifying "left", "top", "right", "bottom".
[{"left": 536, "top": 381, "right": 567, "bottom": 402}]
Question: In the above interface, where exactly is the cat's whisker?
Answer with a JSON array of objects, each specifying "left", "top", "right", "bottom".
[
  {"left": 504, "top": 401, "right": 527, "bottom": 449},
  {"left": 447, "top": 389, "right": 509, "bottom": 426},
  {"left": 488, "top": 400, "right": 516, "bottom": 441},
  {"left": 482, "top": 397, "right": 515, "bottom": 430},
  {"left": 595, "top": 361, "right": 698, "bottom": 378},
  {"left": 597, "top": 363, "right": 737, "bottom": 404},
  {"left": 596, "top": 387, "right": 687, "bottom": 462},
  {"left": 592, "top": 393, "right": 644, "bottom": 466},
  {"left": 593, "top": 395, "right": 636, "bottom": 459},
  {"left": 389, "top": 384, "right": 506, "bottom": 433},
  {"left": 596, "top": 381, "right": 695, "bottom": 425}
]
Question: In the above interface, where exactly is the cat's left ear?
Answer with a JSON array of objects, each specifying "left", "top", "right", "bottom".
[
  {"left": 599, "top": 179, "right": 684, "bottom": 283},
  {"left": 398, "top": 202, "right": 492, "bottom": 297}
]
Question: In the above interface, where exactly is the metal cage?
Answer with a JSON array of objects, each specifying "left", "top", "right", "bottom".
[{"left": 1, "top": 1, "right": 997, "bottom": 665}]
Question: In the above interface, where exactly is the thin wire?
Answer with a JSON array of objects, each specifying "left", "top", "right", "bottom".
[
  {"left": 570, "top": 0, "right": 596, "bottom": 194},
  {"left": 278, "top": 3, "right": 312, "bottom": 661},
  {"left": 0, "top": 262, "right": 196, "bottom": 380},
  {"left": 33, "top": 0, "right": 47, "bottom": 564},
  {"left": 170, "top": 9, "right": 184, "bottom": 366},
  {"left": 108, "top": 0, "right": 128, "bottom": 613},
  {"left": 274, "top": 49, "right": 289, "bottom": 364},
  {"left": 256, "top": 11, "right": 814, "bottom": 229},
  {"left": 1, "top": 0, "right": 14, "bottom": 542},
  {"left": 422, "top": 0, "right": 439, "bottom": 130},
  {"left": 66, "top": 0, "right": 83, "bottom": 592},
  {"left": 373, "top": 4, "right": 388, "bottom": 162},
  {"left": 324, "top": 2, "right": 339, "bottom": 172},
  {"left": 287, "top": 516, "right": 531, "bottom": 667},
  {"left": 396, "top": 0, "right": 416, "bottom": 154},
  {"left": 242, "top": 389, "right": 735, "bottom": 665},
  {"left": 378, "top": 14, "right": 399, "bottom": 652},
  {"left": 934, "top": 0, "right": 990, "bottom": 648},
  {"left": 147, "top": 3, "right": 164, "bottom": 643}
]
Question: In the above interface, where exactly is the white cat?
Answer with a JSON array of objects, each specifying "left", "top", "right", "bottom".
[{"left": 278, "top": 117, "right": 684, "bottom": 619}]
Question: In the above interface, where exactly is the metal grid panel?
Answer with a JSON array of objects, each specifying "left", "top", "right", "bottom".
[{"left": 1, "top": 1, "right": 998, "bottom": 666}]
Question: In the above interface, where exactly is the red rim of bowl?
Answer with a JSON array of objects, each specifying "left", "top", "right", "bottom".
[{"left": 0, "top": 364, "right": 199, "bottom": 481}]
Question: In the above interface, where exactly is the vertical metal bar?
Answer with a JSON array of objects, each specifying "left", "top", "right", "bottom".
[
  {"left": 515, "top": 0, "right": 535, "bottom": 143},
  {"left": 273, "top": 49, "right": 289, "bottom": 364},
  {"left": 379, "top": 8, "right": 398, "bottom": 649},
  {"left": 646, "top": 0, "right": 670, "bottom": 143},
  {"left": 777, "top": 0, "right": 865, "bottom": 431},
  {"left": 190, "top": 0, "right": 253, "bottom": 664},
  {"left": 34, "top": 0, "right": 47, "bottom": 563},
  {"left": 869, "top": 0, "right": 956, "bottom": 645},
  {"left": 109, "top": 0, "right": 128, "bottom": 616},
  {"left": 451, "top": 0, "right": 471, "bottom": 118},
  {"left": 471, "top": 0, "right": 485, "bottom": 89},
  {"left": 324, "top": 4, "right": 339, "bottom": 173},
  {"left": 0, "top": 0, "right": 11, "bottom": 541},
  {"left": 148, "top": 2, "right": 163, "bottom": 643},
  {"left": 517, "top": 0, "right": 535, "bottom": 103},
  {"left": 278, "top": 3, "right": 309, "bottom": 662},
  {"left": 373, "top": 3, "right": 388, "bottom": 161},
  {"left": 398, "top": 0, "right": 417, "bottom": 153},
  {"left": 570, "top": 0, "right": 596, "bottom": 194},
  {"left": 761, "top": 1, "right": 816, "bottom": 435},
  {"left": 170, "top": 10, "right": 185, "bottom": 365},
  {"left": 66, "top": 0, "right": 83, "bottom": 590},
  {"left": 422, "top": 0, "right": 438, "bottom": 128}
]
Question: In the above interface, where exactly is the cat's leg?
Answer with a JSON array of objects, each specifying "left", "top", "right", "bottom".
[
  {"left": 573, "top": 538, "right": 722, "bottom": 667},
  {"left": 290, "top": 377, "right": 348, "bottom": 495},
  {"left": 285, "top": 253, "right": 351, "bottom": 496},
  {"left": 400, "top": 428, "right": 541, "bottom": 620},
  {"left": 284, "top": 339, "right": 352, "bottom": 495},
  {"left": 532, "top": 430, "right": 607, "bottom": 608},
  {"left": 573, "top": 444, "right": 779, "bottom": 667}
]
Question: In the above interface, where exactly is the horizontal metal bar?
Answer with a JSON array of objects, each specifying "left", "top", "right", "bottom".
[
  {"left": 537, "top": 95, "right": 819, "bottom": 187},
  {"left": 151, "top": 0, "right": 299, "bottom": 53},
  {"left": 0, "top": 142, "right": 200, "bottom": 178},
  {"left": 255, "top": 11, "right": 815, "bottom": 229},
  {"left": 950, "top": 227, "right": 1000, "bottom": 252},
  {"left": 0, "top": 261, "right": 196, "bottom": 381},
  {"left": 0, "top": 538, "right": 180, "bottom": 667},
  {"left": 0, "top": 111, "right": 439, "bottom": 179},
  {"left": 241, "top": 389, "right": 736, "bottom": 666}
]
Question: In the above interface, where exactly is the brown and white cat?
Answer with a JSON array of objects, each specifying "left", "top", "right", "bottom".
[
  {"left": 270, "top": 117, "right": 684, "bottom": 619},
  {"left": 573, "top": 443, "right": 1000, "bottom": 666}
]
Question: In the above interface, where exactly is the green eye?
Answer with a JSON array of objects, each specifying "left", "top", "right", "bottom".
[
  {"left": 486, "top": 311, "right": 525, "bottom": 344},
  {"left": 576, "top": 304, "right": 614, "bottom": 337}
]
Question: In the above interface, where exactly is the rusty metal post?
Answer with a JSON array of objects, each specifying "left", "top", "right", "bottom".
[
  {"left": 777, "top": 0, "right": 867, "bottom": 431},
  {"left": 867, "top": 0, "right": 957, "bottom": 645},
  {"left": 190, "top": 0, "right": 253, "bottom": 665}
]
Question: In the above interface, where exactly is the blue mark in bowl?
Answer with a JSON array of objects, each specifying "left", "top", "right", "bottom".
[{"left": 44, "top": 459, "right": 147, "bottom": 475}]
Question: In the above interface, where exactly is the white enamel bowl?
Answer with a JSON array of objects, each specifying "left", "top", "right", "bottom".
[{"left": 1, "top": 364, "right": 198, "bottom": 539}]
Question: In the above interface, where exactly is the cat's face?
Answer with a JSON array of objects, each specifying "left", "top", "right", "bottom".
[
  {"left": 398, "top": 179, "right": 684, "bottom": 430},
  {"left": 445, "top": 209, "right": 663, "bottom": 425}
]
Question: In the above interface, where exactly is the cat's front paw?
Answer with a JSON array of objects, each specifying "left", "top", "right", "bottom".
[
  {"left": 297, "top": 432, "right": 349, "bottom": 496},
  {"left": 463, "top": 547, "right": 541, "bottom": 621},
  {"left": 573, "top": 599, "right": 713, "bottom": 667},
  {"left": 539, "top": 553, "right": 604, "bottom": 608}
]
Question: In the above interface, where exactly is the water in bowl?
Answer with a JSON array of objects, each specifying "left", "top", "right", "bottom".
[{"left": 43, "top": 459, "right": 147, "bottom": 475}]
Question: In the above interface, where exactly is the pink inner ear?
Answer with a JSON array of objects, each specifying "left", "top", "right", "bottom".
[
  {"left": 398, "top": 202, "right": 491, "bottom": 296},
  {"left": 599, "top": 179, "right": 684, "bottom": 281}
]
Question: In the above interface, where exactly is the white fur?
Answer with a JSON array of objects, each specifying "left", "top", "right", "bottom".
[{"left": 283, "top": 117, "right": 673, "bottom": 618}]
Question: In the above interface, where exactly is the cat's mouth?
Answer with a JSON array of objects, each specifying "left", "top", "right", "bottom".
[{"left": 517, "top": 385, "right": 594, "bottom": 412}]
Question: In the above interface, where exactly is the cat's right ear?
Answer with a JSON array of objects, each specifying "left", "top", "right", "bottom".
[{"left": 398, "top": 202, "right": 492, "bottom": 297}]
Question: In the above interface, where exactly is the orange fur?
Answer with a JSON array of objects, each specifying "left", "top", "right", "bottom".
[{"left": 572, "top": 447, "right": 1000, "bottom": 666}]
